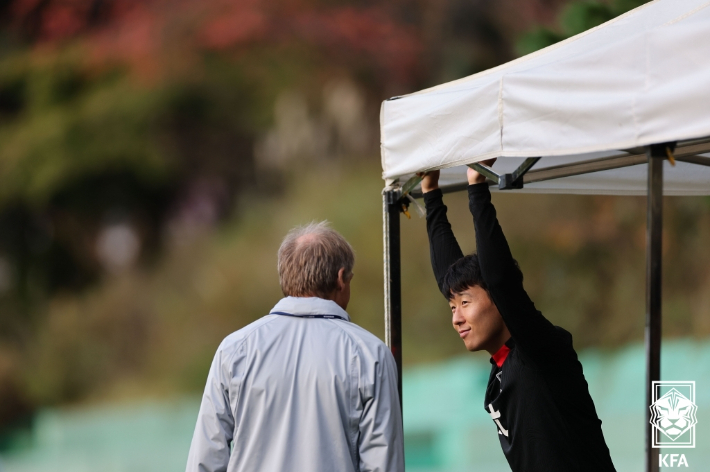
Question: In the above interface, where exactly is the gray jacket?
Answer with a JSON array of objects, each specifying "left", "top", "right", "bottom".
[{"left": 186, "top": 297, "right": 404, "bottom": 472}]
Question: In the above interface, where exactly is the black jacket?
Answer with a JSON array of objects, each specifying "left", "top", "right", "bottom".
[{"left": 424, "top": 184, "right": 616, "bottom": 472}]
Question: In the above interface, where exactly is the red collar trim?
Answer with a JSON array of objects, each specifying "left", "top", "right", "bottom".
[{"left": 492, "top": 343, "right": 510, "bottom": 368}]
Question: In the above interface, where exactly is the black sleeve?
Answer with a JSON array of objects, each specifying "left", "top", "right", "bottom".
[
  {"left": 424, "top": 189, "right": 464, "bottom": 296},
  {"left": 468, "top": 184, "right": 566, "bottom": 363}
]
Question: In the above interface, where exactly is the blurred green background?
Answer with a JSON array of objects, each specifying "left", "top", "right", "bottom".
[{"left": 0, "top": 0, "right": 708, "bottom": 470}]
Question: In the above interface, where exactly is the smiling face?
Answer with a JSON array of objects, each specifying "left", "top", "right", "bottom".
[{"left": 449, "top": 285, "right": 510, "bottom": 354}]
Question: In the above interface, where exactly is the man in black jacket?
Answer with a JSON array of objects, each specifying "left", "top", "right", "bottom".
[{"left": 420, "top": 163, "right": 616, "bottom": 472}]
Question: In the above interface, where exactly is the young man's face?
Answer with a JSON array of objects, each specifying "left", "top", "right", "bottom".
[{"left": 449, "top": 285, "right": 509, "bottom": 354}]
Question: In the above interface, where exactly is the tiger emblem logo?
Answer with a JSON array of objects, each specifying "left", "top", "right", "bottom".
[{"left": 649, "top": 387, "right": 697, "bottom": 441}]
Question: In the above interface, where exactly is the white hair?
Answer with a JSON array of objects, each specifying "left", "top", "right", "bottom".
[{"left": 277, "top": 221, "right": 354, "bottom": 298}]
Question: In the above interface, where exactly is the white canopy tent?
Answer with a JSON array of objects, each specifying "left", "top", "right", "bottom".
[
  {"left": 381, "top": 0, "right": 710, "bottom": 194},
  {"left": 379, "top": 1, "right": 710, "bottom": 471}
]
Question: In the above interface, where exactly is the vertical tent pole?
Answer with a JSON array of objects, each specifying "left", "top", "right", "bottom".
[
  {"left": 383, "top": 189, "right": 403, "bottom": 409},
  {"left": 645, "top": 145, "right": 664, "bottom": 472}
]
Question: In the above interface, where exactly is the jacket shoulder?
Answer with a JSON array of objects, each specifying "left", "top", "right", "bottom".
[
  {"left": 337, "top": 321, "right": 391, "bottom": 359},
  {"left": 554, "top": 325, "right": 574, "bottom": 348},
  {"left": 215, "top": 315, "right": 277, "bottom": 360}
]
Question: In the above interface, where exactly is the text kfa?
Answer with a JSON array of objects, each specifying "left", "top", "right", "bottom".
[{"left": 659, "top": 454, "right": 688, "bottom": 467}]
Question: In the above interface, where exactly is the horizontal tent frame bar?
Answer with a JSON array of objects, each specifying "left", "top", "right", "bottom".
[
  {"left": 525, "top": 143, "right": 710, "bottom": 184},
  {"left": 407, "top": 139, "right": 710, "bottom": 198}
]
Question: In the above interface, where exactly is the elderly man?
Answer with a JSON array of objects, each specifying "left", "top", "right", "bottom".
[{"left": 186, "top": 222, "right": 404, "bottom": 472}]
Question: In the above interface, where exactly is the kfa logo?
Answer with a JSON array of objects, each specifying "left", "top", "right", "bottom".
[
  {"left": 658, "top": 454, "right": 688, "bottom": 468},
  {"left": 649, "top": 381, "right": 697, "bottom": 448}
]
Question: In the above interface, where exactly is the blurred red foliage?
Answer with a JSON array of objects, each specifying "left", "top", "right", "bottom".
[{"left": 5, "top": 0, "right": 423, "bottom": 86}]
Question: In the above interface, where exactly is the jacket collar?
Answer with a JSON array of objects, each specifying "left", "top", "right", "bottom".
[
  {"left": 490, "top": 337, "right": 515, "bottom": 367},
  {"left": 270, "top": 297, "right": 351, "bottom": 321}
]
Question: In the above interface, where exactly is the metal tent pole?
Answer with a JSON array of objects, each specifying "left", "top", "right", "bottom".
[
  {"left": 645, "top": 144, "right": 665, "bottom": 472},
  {"left": 383, "top": 189, "right": 403, "bottom": 409}
]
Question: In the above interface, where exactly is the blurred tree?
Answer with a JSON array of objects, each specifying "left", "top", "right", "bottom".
[
  {"left": 516, "top": 0, "right": 649, "bottom": 55},
  {"left": 0, "top": 0, "right": 559, "bottom": 333},
  {"left": 0, "top": 0, "right": 426, "bottom": 431},
  {"left": 0, "top": 0, "right": 620, "bottom": 433},
  {"left": 0, "top": 0, "right": 424, "bottom": 311}
]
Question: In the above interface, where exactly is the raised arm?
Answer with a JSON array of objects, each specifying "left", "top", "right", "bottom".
[
  {"left": 466, "top": 167, "right": 567, "bottom": 363},
  {"left": 421, "top": 171, "right": 464, "bottom": 295}
]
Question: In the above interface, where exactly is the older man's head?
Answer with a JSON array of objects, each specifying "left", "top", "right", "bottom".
[{"left": 278, "top": 222, "right": 354, "bottom": 307}]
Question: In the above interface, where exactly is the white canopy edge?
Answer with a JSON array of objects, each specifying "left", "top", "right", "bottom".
[{"left": 380, "top": 0, "right": 710, "bottom": 196}]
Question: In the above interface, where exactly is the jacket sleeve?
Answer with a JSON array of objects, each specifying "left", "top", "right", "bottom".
[
  {"left": 358, "top": 346, "right": 405, "bottom": 472},
  {"left": 186, "top": 345, "right": 236, "bottom": 472},
  {"left": 468, "top": 183, "right": 568, "bottom": 364},
  {"left": 424, "top": 188, "right": 465, "bottom": 296}
]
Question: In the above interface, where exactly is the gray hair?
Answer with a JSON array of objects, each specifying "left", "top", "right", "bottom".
[{"left": 277, "top": 221, "right": 355, "bottom": 298}]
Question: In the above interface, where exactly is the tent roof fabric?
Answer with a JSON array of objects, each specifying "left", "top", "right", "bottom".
[{"left": 380, "top": 0, "right": 710, "bottom": 195}]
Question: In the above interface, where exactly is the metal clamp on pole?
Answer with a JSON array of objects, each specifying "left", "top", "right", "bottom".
[
  {"left": 469, "top": 157, "right": 541, "bottom": 190},
  {"left": 382, "top": 185, "right": 411, "bottom": 217}
]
